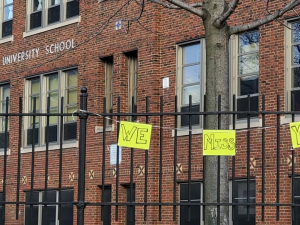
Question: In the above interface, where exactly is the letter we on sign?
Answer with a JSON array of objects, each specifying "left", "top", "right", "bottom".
[
  {"left": 202, "top": 130, "right": 236, "bottom": 156},
  {"left": 289, "top": 122, "right": 300, "bottom": 148},
  {"left": 118, "top": 121, "right": 152, "bottom": 150}
]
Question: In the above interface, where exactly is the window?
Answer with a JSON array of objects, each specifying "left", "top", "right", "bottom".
[
  {"left": 24, "top": 68, "right": 77, "bottom": 147},
  {"left": 177, "top": 41, "right": 205, "bottom": 127},
  {"left": 101, "top": 186, "right": 111, "bottom": 225},
  {"left": 27, "top": 0, "right": 79, "bottom": 30},
  {"left": 231, "top": 31, "right": 259, "bottom": 119},
  {"left": 0, "top": 0, "right": 13, "bottom": 38},
  {"left": 103, "top": 57, "right": 113, "bottom": 125},
  {"left": 179, "top": 182, "right": 202, "bottom": 225},
  {"left": 292, "top": 178, "right": 300, "bottom": 225},
  {"left": 25, "top": 189, "right": 73, "bottom": 225},
  {"left": 0, "top": 84, "right": 9, "bottom": 149},
  {"left": 232, "top": 180, "right": 255, "bottom": 225},
  {"left": 0, "top": 192, "right": 3, "bottom": 225},
  {"left": 286, "top": 20, "right": 300, "bottom": 111},
  {"left": 126, "top": 185, "right": 135, "bottom": 225},
  {"left": 127, "top": 51, "right": 137, "bottom": 121}
]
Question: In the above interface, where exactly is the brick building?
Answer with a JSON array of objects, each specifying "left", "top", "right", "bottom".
[{"left": 0, "top": 0, "right": 299, "bottom": 224}]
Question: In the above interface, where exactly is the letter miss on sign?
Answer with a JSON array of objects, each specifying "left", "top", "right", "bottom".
[
  {"left": 118, "top": 121, "right": 152, "bottom": 150},
  {"left": 290, "top": 122, "right": 300, "bottom": 148},
  {"left": 202, "top": 130, "right": 236, "bottom": 156}
]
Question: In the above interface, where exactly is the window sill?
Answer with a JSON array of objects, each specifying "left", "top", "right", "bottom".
[
  {"left": 172, "top": 127, "right": 202, "bottom": 137},
  {"left": 0, "top": 35, "right": 13, "bottom": 44},
  {"left": 21, "top": 141, "right": 78, "bottom": 153},
  {"left": 95, "top": 124, "right": 115, "bottom": 133},
  {"left": 0, "top": 149, "right": 11, "bottom": 156},
  {"left": 229, "top": 118, "right": 262, "bottom": 130},
  {"left": 281, "top": 115, "right": 300, "bottom": 124},
  {"left": 23, "top": 16, "right": 81, "bottom": 38}
]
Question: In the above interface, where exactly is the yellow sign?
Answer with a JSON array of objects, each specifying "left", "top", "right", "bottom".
[
  {"left": 290, "top": 122, "right": 300, "bottom": 148},
  {"left": 118, "top": 121, "right": 152, "bottom": 150},
  {"left": 203, "top": 130, "right": 236, "bottom": 156}
]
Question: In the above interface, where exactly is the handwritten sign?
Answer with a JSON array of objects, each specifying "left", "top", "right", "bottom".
[
  {"left": 118, "top": 121, "right": 152, "bottom": 150},
  {"left": 203, "top": 130, "right": 236, "bottom": 156},
  {"left": 290, "top": 122, "right": 300, "bottom": 148}
]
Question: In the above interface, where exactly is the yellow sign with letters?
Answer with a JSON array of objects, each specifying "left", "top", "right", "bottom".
[
  {"left": 203, "top": 130, "right": 236, "bottom": 156},
  {"left": 118, "top": 121, "right": 152, "bottom": 150},
  {"left": 290, "top": 122, "right": 300, "bottom": 148}
]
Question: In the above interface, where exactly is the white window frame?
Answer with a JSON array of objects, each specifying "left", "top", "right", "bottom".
[
  {"left": 24, "top": 0, "right": 79, "bottom": 35},
  {"left": 0, "top": 84, "right": 10, "bottom": 155},
  {"left": 179, "top": 182, "right": 204, "bottom": 225},
  {"left": 176, "top": 39, "right": 206, "bottom": 131},
  {"left": 0, "top": 0, "right": 13, "bottom": 43},
  {"left": 230, "top": 31, "right": 261, "bottom": 129},
  {"left": 127, "top": 52, "right": 138, "bottom": 115},
  {"left": 23, "top": 68, "right": 78, "bottom": 151}
]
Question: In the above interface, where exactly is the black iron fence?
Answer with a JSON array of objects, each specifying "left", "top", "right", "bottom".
[{"left": 0, "top": 88, "right": 300, "bottom": 224}]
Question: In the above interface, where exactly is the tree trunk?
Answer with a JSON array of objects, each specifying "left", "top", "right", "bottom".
[{"left": 203, "top": 1, "right": 230, "bottom": 224}]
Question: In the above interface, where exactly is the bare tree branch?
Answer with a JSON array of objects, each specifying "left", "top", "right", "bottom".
[
  {"left": 150, "top": 0, "right": 206, "bottom": 18},
  {"left": 230, "top": 0, "right": 300, "bottom": 35},
  {"left": 215, "top": 0, "right": 239, "bottom": 27},
  {"left": 148, "top": 0, "right": 202, "bottom": 9}
]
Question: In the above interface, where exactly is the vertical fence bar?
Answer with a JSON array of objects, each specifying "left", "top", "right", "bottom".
[
  {"left": 144, "top": 96, "right": 149, "bottom": 221},
  {"left": 159, "top": 96, "right": 163, "bottom": 221},
  {"left": 130, "top": 96, "right": 135, "bottom": 222},
  {"left": 173, "top": 96, "right": 178, "bottom": 221},
  {"left": 246, "top": 95, "right": 250, "bottom": 221},
  {"left": 203, "top": 95, "right": 206, "bottom": 222},
  {"left": 16, "top": 97, "right": 22, "bottom": 219},
  {"left": 58, "top": 97, "right": 64, "bottom": 222},
  {"left": 292, "top": 94, "right": 295, "bottom": 223},
  {"left": 29, "top": 97, "right": 37, "bottom": 225},
  {"left": 276, "top": 95, "right": 280, "bottom": 221},
  {"left": 188, "top": 95, "right": 192, "bottom": 221},
  {"left": 101, "top": 97, "right": 107, "bottom": 221},
  {"left": 42, "top": 97, "right": 50, "bottom": 225},
  {"left": 77, "top": 87, "right": 88, "bottom": 225},
  {"left": 2, "top": 96, "right": 8, "bottom": 224},
  {"left": 261, "top": 95, "right": 265, "bottom": 221},
  {"left": 217, "top": 95, "right": 221, "bottom": 225},
  {"left": 115, "top": 96, "right": 120, "bottom": 221},
  {"left": 232, "top": 94, "right": 236, "bottom": 223}
]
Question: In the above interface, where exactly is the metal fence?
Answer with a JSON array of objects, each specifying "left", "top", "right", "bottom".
[{"left": 0, "top": 87, "right": 299, "bottom": 224}]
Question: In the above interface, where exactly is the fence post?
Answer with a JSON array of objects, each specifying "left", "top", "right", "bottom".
[{"left": 77, "top": 87, "right": 88, "bottom": 225}]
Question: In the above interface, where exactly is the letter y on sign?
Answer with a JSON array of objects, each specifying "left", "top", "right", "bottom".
[{"left": 290, "top": 122, "right": 300, "bottom": 148}]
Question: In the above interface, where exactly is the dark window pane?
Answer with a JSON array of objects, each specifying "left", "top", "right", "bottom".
[
  {"left": 240, "top": 77, "right": 258, "bottom": 96},
  {"left": 0, "top": 132, "right": 9, "bottom": 149},
  {"left": 45, "top": 125, "right": 58, "bottom": 143},
  {"left": 64, "top": 122, "right": 76, "bottom": 140},
  {"left": 60, "top": 190, "right": 73, "bottom": 225},
  {"left": 294, "top": 178, "right": 300, "bottom": 196},
  {"left": 102, "top": 187, "right": 111, "bottom": 225},
  {"left": 30, "top": 11, "right": 42, "bottom": 29},
  {"left": 0, "top": 193, "right": 3, "bottom": 225},
  {"left": 42, "top": 190, "right": 56, "bottom": 203},
  {"left": 66, "top": 0, "right": 79, "bottom": 18},
  {"left": 25, "top": 205, "right": 39, "bottom": 225},
  {"left": 181, "top": 104, "right": 200, "bottom": 127},
  {"left": 294, "top": 198, "right": 300, "bottom": 225},
  {"left": 43, "top": 205, "right": 56, "bottom": 225},
  {"left": 2, "top": 20, "right": 12, "bottom": 38},
  {"left": 291, "top": 90, "right": 300, "bottom": 111},
  {"left": 180, "top": 205, "right": 200, "bottom": 225},
  {"left": 292, "top": 67, "right": 300, "bottom": 88},
  {"left": 126, "top": 187, "right": 135, "bottom": 225},
  {"left": 180, "top": 183, "right": 201, "bottom": 201},
  {"left": 237, "top": 96, "right": 258, "bottom": 119},
  {"left": 48, "top": 5, "right": 60, "bottom": 24},
  {"left": 27, "top": 127, "right": 39, "bottom": 145}
]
